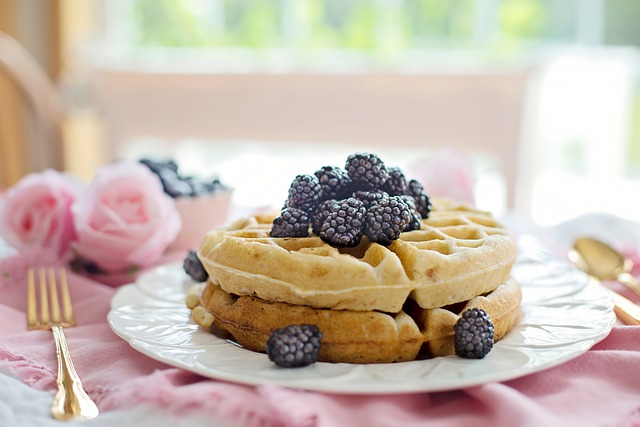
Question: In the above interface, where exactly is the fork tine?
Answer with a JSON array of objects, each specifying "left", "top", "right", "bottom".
[
  {"left": 27, "top": 268, "right": 76, "bottom": 330},
  {"left": 27, "top": 269, "right": 99, "bottom": 420},
  {"left": 58, "top": 269, "right": 75, "bottom": 326},
  {"left": 48, "top": 268, "right": 62, "bottom": 324},
  {"left": 38, "top": 269, "right": 50, "bottom": 326},
  {"left": 27, "top": 269, "right": 38, "bottom": 329}
]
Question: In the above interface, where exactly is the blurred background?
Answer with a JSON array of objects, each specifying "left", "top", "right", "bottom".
[{"left": 1, "top": 0, "right": 639, "bottom": 225}]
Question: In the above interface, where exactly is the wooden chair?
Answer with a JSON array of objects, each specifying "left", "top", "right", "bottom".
[{"left": 0, "top": 31, "right": 64, "bottom": 184}]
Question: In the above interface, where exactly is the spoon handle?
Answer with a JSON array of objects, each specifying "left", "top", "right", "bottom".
[
  {"left": 617, "top": 273, "right": 640, "bottom": 299},
  {"left": 609, "top": 289, "right": 640, "bottom": 325}
]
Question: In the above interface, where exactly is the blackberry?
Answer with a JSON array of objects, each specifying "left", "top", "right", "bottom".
[
  {"left": 69, "top": 256, "right": 104, "bottom": 275},
  {"left": 140, "top": 158, "right": 228, "bottom": 198},
  {"left": 382, "top": 167, "right": 407, "bottom": 196},
  {"left": 363, "top": 196, "right": 411, "bottom": 245},
  {"left": 183, "top": 250, "right": 209, "bottom": 282},
  {"left": 345, "top": 153, "right": 389, "bottom": 191},
  {"left": 271, "top": 207, "right": 310, "bottom": 238},
  {"left": 266, "top": 324, "right": 323, "bottom": 368},
  {"left": 454, "top": 308, "right": 495, "bottom": 359},
  {"left": 157, "top": 168, "right": 193, "bottom": 198},
  {"left": 405, "top": 179, "right": 431, "bottom": 219},
  {"left": 314, "top": 166, "right": 352, "bottom": 200},
  {"left": 286, "top": 174, "right": 322, "bottom": 212},
  {"left": 311, "top": 199, "right": 338, "bottom": 235},
  {"left": 203, "top": 178, "right": 227, "bottom": 194},
  {"left": 414, "top": 193, "right": 432, "bottom": 219},
  {"left": 399, "top": 194, "right": 422, "bottom": 231},
  {"left": 405, "top": 179, "right": 424, "bottom": 197},
  {"left": 319, "top": 198, "right": 366, "bottom": 247},
  {"left": 182, "top": 176, "right": 208, "bottom": 196},
  {"left": 139, "top": 158, "right": 178, "bottom": 174},
  {"left": 352, "top": 190, "right": 389, "bottom": 209}
]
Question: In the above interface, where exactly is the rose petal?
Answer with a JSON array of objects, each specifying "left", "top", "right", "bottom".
[
  {"left": 0, "top": 169, "right": 83, "bottom": 258},
  {"left": 72, "top": 162, "right": 181, "bottom": 273}
]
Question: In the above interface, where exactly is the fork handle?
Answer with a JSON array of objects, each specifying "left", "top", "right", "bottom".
[{"left": 51, "top": 325, "right": 100, "bottom": 421}]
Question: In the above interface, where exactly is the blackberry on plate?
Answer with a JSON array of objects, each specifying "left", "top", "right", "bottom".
[
  {"left": 454, "top": 308, "right": 495, "bottom": 359},
  {"left": 382, "top": 167, "right": 407, "bottom": 196},
  {"left": 271, "top": 207, "right": 310, "bottom": 238},
  {"left": 183, "top": 250, "right": 209, "bottom": 282},
  {"left": 319, "top": 197, "right": 366, "bottom": 247},
  {"left": 399, "top": 194, "right": 422, "bottom": 231},
  {"left": 363, "top": 196, "right": 411, "bottom": 245},
  {"left": 311, "top": 199, "right": 338, "bottom": 235},
  {"left": 345, "top": 153, "right": 389, "bottom": 191},
  {"left": 314, "top": 166, "right": 352, "bottom": 200},
  {"left": 266, "top": 324, "right": 323, "bottom": 368},
  {"left": 352, "top": 190, "right": 389, "bottom": 209},
  {"left": 286, "top": 174, "right": 323, "bottom": 212}
]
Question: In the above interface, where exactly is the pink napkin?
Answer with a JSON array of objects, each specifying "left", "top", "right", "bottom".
[{"left": 2, "top": 251, "right": 640, "bottom": 427}]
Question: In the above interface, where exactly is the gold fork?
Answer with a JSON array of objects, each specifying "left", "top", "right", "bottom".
[{"left": 27, "top": 268, "right": 100, "bottom": 421}]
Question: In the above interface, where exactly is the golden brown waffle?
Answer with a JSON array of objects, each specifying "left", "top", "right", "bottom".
[
  {"left": 192, "top": 278, "right": 521, "bottom": 364},
  {"left": 197, "top": 198, "right": 517, "bottom": 313}
]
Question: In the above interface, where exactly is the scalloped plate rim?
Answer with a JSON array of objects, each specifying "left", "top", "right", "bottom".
[{"left": 108, "top": 257, "right": 616, "bottom": 394}]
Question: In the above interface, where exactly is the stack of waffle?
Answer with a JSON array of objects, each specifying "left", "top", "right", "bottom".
[{"left": 189, "top": 198, "right": 521, "bottom": 364}]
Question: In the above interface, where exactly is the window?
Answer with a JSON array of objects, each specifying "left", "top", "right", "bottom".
[
  {"left": 100, "top": 0, "right": 640, "bottom": 54},
  {"left": 85, "top": 0, "right": 640, "bottom": 223}
]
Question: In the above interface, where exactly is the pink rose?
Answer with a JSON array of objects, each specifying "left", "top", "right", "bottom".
[
  {"left": 72, "top": 161, "right": 181, "bottom": 273},
  {"left": 0, "top": 169, "right": 82, "bottom": 258}
]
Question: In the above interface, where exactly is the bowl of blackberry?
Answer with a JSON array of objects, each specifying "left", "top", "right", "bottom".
[{"left": 139, "top": 158, "right": 233, "bottom": 251}]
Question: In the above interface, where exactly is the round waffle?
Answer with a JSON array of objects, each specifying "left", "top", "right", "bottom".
[
  {"left": 197, "top": 198, "right": 517, "bottom": 313},
  {"left": 194, "top": 278, "right": 521, "bottom": 364}
]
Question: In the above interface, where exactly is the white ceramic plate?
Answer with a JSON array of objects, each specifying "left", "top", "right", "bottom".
[{"left": 108, "top": 239, "right": 615, "bottom": 394}]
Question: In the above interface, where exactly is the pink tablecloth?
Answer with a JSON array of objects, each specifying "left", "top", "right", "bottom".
[{"left": 2, "top": 247, "right": 640, "bottom": 427}]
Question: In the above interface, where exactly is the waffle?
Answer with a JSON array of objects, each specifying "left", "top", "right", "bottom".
[
  {"left": 190, "top": 198, "right": 520, "bottom": 363},
  {"left": 197, "top": 198, "right": 517, "bottom": 313},
  {"left": 194, "top": 277, "right": 521, "bottom": 363}
]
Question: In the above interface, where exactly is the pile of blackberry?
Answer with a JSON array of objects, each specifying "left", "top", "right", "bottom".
[
  {"left": 270, "top": 153, "right": 431, "bottom": 247},
  {"left": 139, "top": 158, "right": 228, "bottom": 198}
]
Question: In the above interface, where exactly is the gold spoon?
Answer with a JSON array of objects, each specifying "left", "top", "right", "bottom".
[
  {"left": 570, "top": 237, "right": 640, "bottom": 325},
  {"left": 572, "top": 237, "right": 640, "bottom": 296}
]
